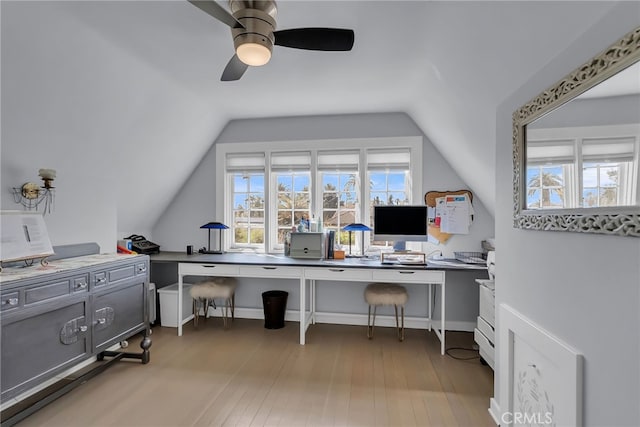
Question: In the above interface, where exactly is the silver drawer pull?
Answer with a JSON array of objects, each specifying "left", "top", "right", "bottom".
[
  {"left": 202, "top": 265, "right": 217, "bottom": 268},
  {"left": 5, "top": 298, "right": 19, "bottom": 306},
  {"left": 96, "top": 277, "right": 107, "bottom": 284},
  {"left": 328, "top": 268, "right": 345, "bottom": 272},
  {"left": 137, "top": 266, "right": 147, "bottom": 272},
  {"left": 78, "top": 325, "right": 88, "bottom": 332},
  {"left": 97, "top": 318, "right": 107, "bottom": 325},
  {"left": 399, "top": 271, "right": 415, "bottom": 274},
  {"left": 262, "top": 266, "right": 277, "bottom": 270},
  {"left": 76, "top": 282, "right": 87, "bottom": 289}
]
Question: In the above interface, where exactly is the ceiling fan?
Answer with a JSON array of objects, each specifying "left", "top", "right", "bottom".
[{"left": 188, "top": 0, "right": 355, "bottom": 81}]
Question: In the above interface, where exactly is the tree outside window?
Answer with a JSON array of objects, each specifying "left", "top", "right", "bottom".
[
  {"left": 320, "top": 172, "right": 358, "bottom": 246},
  {"left": 232, "top": 173, "right": 265, "bottom": 245},
  {"left": 276, "top": 173, "right": 310, "bottom": 244},
  {"left": 526, "top": 165, "right": 565, "bottom": 209}
]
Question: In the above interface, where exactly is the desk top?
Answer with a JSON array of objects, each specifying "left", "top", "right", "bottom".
[{"left": 150, "top": 252, "right": 487, "bottom": 272}]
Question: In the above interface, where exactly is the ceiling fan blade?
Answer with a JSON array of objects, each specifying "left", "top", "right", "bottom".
[
  {"left": 221, "top": 54, "right": 249, "bottom": 81},
  {"left": 274, "top": 28, "right": 354, "bottom": 51},
  {"left": 187, "top": 0, "right": 244, "bottom": 29}
]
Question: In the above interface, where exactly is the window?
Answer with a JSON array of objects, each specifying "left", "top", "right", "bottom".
[
  {"left": 318, "top": 150, "right": 360, "bottom": 247},
  {"left": 525, "top": 127, "right": 639, "bottom": 209},
  {"left": 271, "top": 151, "right": 311, "bottom": 248},
  {"left": 225, "top": 153, "right": 265, "bottom": 249},
  {"left": 216, "top": 138, "right": 422, "bottom": 253}
]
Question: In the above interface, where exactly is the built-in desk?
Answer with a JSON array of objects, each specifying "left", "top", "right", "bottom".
[{"left": 151, "top": 252, "right": 486, "bottom": 355}]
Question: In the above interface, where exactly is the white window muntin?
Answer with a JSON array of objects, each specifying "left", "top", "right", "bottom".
[{"left": 216, "top": 137, "right": 423, "bottom": 253}]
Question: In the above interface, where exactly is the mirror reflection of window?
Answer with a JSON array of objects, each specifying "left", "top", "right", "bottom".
[{"left": 526, "top": 125, "right": 639, "bottom": 209}]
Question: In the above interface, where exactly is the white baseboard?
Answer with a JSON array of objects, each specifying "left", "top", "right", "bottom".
[
  {"left": 489, "top": 397, "right": 501, "bottom": 425},
  {"left": 211, "top": 307, "right": 476, "bottom": 332}
]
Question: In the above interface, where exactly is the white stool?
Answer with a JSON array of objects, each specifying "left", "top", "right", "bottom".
[
  {"left": 364, "top": 283, "right": 408, "bottom": 341},
  {"left": 189, "top": 277, "right": 237, "bottom": 329}
]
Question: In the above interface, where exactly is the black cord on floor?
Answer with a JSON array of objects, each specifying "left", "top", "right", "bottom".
[{"left": 445, "top": 346, "right": 480, "bottom": 360}]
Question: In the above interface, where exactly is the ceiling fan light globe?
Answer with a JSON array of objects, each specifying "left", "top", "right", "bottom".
[{"left": 236, "top": 42, "right": 272, "bottom": 66}]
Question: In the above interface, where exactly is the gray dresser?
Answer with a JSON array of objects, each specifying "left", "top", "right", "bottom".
[{"left": 0, "top": 253, "right": 151, "bottom": 414}]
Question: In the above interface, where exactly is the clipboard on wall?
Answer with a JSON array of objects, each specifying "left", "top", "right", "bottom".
[{"left": 424, "top": 190, "right": 474, "bottom": 244}]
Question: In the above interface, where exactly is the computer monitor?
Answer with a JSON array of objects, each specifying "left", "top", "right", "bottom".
[{"left": 373, "top": 205, "right": 429, "bottom": 242}]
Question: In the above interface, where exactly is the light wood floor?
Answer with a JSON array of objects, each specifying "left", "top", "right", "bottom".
[{"left": 16, "top": 319, "right": 495, "bottom": 427}]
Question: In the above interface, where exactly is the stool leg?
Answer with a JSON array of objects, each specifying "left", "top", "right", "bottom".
[
  {"left": 400, "top": 306, "right": 405, "bottom": 342},
  {"left": 394, "top": 305, "right": 400, "bottom": 340},
  {"left": 231, "top": 293, "right": 235, "bottom": 321},
  {"left": 367, "top": 305, "right": 377, "bottom": 339},
  {"left": 221, "top": 298, "right": 228, "bottom": 329},
  {"left": 193, "top": 298, "right": 199, "bottom": 327}
]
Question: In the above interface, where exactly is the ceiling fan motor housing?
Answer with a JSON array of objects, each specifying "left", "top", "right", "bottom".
[{"left": 230, "top": 0, "right": 277, "bottom": 61}]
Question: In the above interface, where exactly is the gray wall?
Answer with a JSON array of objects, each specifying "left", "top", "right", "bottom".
[
  {"left": 495, "top": 4, "right": 640, "bottom": 425},
  {"left": 531, "top": 94, "right": 640, "bottom": 128},
  {"left": 153, "top": 112, "right": 494, "bottom": 328}
]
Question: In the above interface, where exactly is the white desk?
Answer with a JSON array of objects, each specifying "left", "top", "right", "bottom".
[{"left": 151, "top": 253, "right": 485, "bottom": 355}]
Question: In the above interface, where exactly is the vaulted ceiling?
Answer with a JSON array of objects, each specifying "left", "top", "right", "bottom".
[{"left": 2, "top": 1, "right": 617, "bottom": 234}]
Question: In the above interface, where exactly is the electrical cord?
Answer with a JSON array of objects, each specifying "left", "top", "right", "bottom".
[{"left": 445, "top": 347, "right": 480, "bottom": 361}]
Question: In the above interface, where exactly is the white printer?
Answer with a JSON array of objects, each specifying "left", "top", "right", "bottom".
[{"left": 289, "top": 232, "right": 325, "bottom": 259}]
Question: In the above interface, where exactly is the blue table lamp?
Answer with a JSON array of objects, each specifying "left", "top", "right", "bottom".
[
  {"left": 200, "top": 222, "right": 229, "bottom": 254},
  {"left": 342, "top": 223, "right": 371, "bottom": 257}
]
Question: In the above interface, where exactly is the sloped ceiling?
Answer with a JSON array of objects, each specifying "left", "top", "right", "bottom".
[{"left": 2, "top": 1, "right": 616, "bottom": 234}]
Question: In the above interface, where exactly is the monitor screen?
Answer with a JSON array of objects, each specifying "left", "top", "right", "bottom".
[{"left": 373, "top": 205, "right": 429, "bottom": 242}]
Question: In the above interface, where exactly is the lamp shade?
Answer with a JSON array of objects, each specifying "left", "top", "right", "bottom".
[
  {"left": 200, "top": 222, "right": 229, "bottom": 230},
  {"left": 342, "top": 223, "right": 371, "bottom": 232}
]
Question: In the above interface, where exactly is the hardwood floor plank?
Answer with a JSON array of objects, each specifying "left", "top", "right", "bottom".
[{"left": 13, "top": 321, "right": 494, "bottom": 427}]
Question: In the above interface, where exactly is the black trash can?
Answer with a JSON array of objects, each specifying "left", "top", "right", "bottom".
[{"left": 262, "top": 290, "right": 288, "bottom": 329}]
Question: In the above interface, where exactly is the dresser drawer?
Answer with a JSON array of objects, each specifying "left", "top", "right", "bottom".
[
  {"left": 479, "top": 284, "right": 495, "bottom": 327},
  {"left": 179, "top": 263, "right": 239, "bottom": 277},
  {"left": 25, "top": 280, "right": 70, "bottom": 305},
  {"left": 93, "top": 263, "right": 137, "bottom": 288},
  {"left": 304, "top": 267, "right": 371, "bottom": 281},
  {"left": 372, "top": 269, "right": 444, "bottom": 284},
  {"left": 1, "top": 291, "right": 21, "bottom": 312},
  {"left": 477, "top": 315, "right": 495, "bottom": 344},
  {"left": 239, "top": 265, "right": 303, "bottom": 278},
  {"left": 72, "top": 275, "right": 90, "bottom": 293},
  {"left": 135, "top": 261, "right": 148, "bottom": 276}
]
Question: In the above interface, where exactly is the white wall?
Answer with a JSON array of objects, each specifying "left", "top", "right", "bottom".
[
  {"left": 1, "top": 3, "right": 119, "bottom": 252},
  {"left": 153, "top": 112, "right": 495, "bottom": 328},
  {"left": 495, "top": 4, "right": 640, "bottom": 425}
]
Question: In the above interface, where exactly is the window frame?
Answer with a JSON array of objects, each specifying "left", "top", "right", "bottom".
[{"left": 216, "top": 137, "right": 423, "bottom": 253}]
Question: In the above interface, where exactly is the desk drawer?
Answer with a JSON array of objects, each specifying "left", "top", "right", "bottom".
[
  {"left": 372, "top": 269, "right": 444, "bottom": 284},
  {"left": 305, "top": 268, "right": 371, "bottom": 281},
  {"left": 179, "top": 263, "right": 239, "bottom": 276},
  {"left": 239, "top": 265, "right": 302, "bottom": 278}
]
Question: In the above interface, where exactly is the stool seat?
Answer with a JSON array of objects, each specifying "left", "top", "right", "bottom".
[
  {"left": 365, "top": 283, "right": 408, "bottom": 306},
  {"left": 190, "top": 277, "right": 236, "bottom": 299},
  {"left": 190, "top": 277, "right": 237, "bottom": 328},
  {"left": 364, "top": 283, "right": 408, "bottom": 341}
]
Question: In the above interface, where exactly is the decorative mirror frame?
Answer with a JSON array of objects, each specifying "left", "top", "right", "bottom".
[{"left": 513, "top": 26, "right": 640, "bottom": 237}]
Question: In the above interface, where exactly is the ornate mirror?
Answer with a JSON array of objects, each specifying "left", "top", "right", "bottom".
[{"left": 513, "top": 27, "right": 640, "bottom": 236}]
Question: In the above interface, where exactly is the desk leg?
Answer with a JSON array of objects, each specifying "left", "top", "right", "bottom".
[
  {"left": 300, "top": 276, "right": 306, "bottom": 345},
  {"left": 177, "top": 274, "right": 183, "bottom": 337},
  {"left": 440, "top": 280, "right": 446, "bottom": 355},
  {"left": 428, "top": 284, "right": 433, "bottom": 332},
  {"left": 311, "top": 279, "right": 316, "bottom": 325}
]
